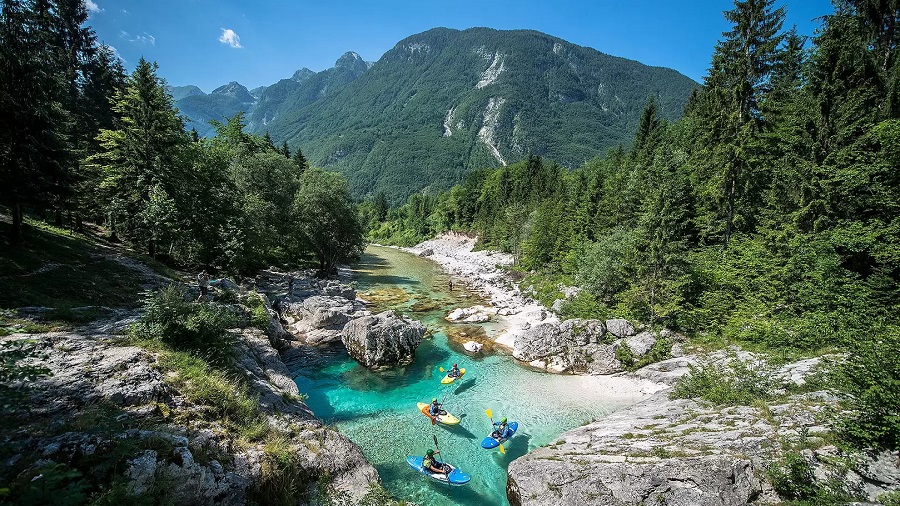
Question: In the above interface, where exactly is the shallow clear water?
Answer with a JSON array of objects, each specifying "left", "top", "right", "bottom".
[{"left": 286, "top": 246, "right": 637, "bottom": 505}]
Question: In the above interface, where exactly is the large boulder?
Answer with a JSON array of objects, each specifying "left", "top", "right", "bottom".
[
  {"left": 283, "top": 295, "right": 366, "bottom": 344},
  {"left": 513, "top": 319, "right": 623, "bottom": 374},
  {"left": 446, "top": 305, "right": 495, "bottom": 323},
  {"left": 341, "top": 310, "right": 425, "bottom": 370},
  {"left": 625, "top": 331, "right": 657, "bottom": 356},
  {"left": 606, "top": 318, "right": 636, "bottom": 338}
]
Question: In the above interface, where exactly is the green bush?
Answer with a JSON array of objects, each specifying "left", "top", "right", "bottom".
[
  {"left": 133, "top": 286, "right": 237, "bottom": 364},
  {"left": 240, "top": 292, "right": 271, "bottom": 330},
  {"left": 615, "top": 343, "right": 635, "bottom": 368},
  {"left": 766, "top": 451, "right": 852, "bottom": 505},
  {"left": 834, "top": 324, "right": 900, "bottom": 451},
  {"left": 671, "top": 355, "right": 779, "bottom": 405},
  {"left": 0, "top": 339, "right": 51, "bottom": 411},
  {"left": 879, "top": 491, "right": 900, "bottom": 506}
]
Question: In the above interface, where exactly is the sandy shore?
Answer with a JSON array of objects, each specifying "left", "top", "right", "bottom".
[{"left": 403, "top": 233, "right": 560, "bottom": 349}]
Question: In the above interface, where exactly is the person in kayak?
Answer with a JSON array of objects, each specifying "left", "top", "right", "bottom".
[
  {"left": 448, "top": 363, "right": 461, "bottom": 378},
  {"left": 429, "top": 398, "right": 447, "bottom": 416},
  {"left": 423, "top": 449, "right": 447, "bottom": 475},
  {"left": 492, "top": 417, "right": 511, "bottom": 440}
]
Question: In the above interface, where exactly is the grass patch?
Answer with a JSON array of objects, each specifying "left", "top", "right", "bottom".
[
  {"left": 0, "top": 218, "right": 146, "bottom": 312},
  {"left": 156, "top": 350, "right": 269, "bottom": 443}
]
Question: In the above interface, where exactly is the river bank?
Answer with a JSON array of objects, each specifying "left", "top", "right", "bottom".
[{"left": 402, "top": 233, "right": 556, "bottom": 349}]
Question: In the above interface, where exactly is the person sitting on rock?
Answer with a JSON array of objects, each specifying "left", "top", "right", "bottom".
[
  {"left": 448, "top": 363, "right": 461, "bottom": 378},
  {"left": 429, "top": 398, "right": 446, "bottom": 416},
  {"left": 423, "top": 449, "right": 447, "bottom": 475},
  {"left": 492, "top": 417, "right": 511, "bottom": 440}
]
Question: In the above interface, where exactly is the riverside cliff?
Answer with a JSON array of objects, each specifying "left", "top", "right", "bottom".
[{"left": 0, "top": 241, "right": 387, "bottom": 504}]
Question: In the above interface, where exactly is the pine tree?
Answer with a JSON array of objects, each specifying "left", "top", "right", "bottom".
[
  {"left": 292, "top": 148, "right": 309, "bottom": 172},
  {"left": 0, "top": 0, "right": 72, "bottom": 242},
  {"left": 280, "top": 141, "right": 290, "bottom": 158},
  {"left": 90, "top": 58, "right": 187, "bottom": 257},
  {"left": 690, "top": 0, "right": 786, "bottom": 245}
]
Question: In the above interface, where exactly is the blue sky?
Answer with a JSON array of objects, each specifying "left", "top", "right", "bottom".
[{"left": 86, "top": 0, "right": 835, "bottom": 93}]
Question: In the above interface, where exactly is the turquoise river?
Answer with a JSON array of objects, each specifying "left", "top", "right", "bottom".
[{"left": 285, "top": 245, "right": 648, "bottom": 505}]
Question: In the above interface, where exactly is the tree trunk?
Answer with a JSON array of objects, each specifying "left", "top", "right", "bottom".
[
  {"left": 55, "top": 208, "right": 63, "bottom": 227},
  {"left": 148, "top": 238, "right": 156, "bottom": 259},
  {"left": 10, "top": 201, "right": 23, "bottom": 244}
]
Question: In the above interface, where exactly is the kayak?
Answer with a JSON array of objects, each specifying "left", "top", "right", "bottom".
[
  {"left": 417, "top": 402, "right": 460, "bottom": 425},
  {"left": 440, "top": 368, "right": 466, "bottom": 384},
  {"left": 481, "top": 421, "right": 519, "bottom": 449},
  {"left": 406, "top": 456, "right": 471, "bottom": 485}
]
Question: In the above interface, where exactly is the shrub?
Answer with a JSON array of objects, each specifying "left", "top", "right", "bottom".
[
  {"left": 133, "top": 285, "right": 237, "bottom": 364},
  {"left": 834, "top": 324, "right": 900, "bottom": 451},
  {"left": 670, "top": 354, "right": 779, "bottom": 405},
  {"left": 240, "top": 292, "right": 271, "bottom": 330},
  {"left": 0, "top": 339, "right": 51, "bottom": 411}
]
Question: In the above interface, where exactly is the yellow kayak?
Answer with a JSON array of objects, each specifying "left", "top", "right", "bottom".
[
  {"left": 417, "top": 402, "right": 460, "bottom": 425},
  {"left": 440, "top": 368, "right": 466, "bottom": 384}
]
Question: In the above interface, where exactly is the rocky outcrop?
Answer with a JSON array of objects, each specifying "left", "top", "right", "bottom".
[
  {"left": 605, "top": 318, "right": 636, "bottom": 338},
  {"left": 507, "top": 356, "right": 900, "bottom": 505},
  {"left": 2, "top": 307, "right": 379, "bottom": 505},
  {"left": 513, "top": 319, "right": 621, "bottom": 374},
  {"left": 282, "top": 294, "right": 367, "bottom": 344},
  {"left": 341, "top": 310, "right": 425, "bottom": 369}
]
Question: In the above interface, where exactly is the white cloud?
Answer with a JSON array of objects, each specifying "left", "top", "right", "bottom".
[
  {"left": 218, "top": 28, "right": 242, "bottom": 49},
  {"left": 126, "top": 32, "right": 155, "bottom": 45},
  {"left": 84, "top": 0, "right": 102, "bottom": 13}
]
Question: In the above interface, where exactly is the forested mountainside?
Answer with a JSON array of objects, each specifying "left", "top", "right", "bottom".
[{"left": 175, "top": 28, "right": 697, "bottom": 202}]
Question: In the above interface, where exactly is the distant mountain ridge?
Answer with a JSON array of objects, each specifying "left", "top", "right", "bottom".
[{"left": 172, "top": 28, "right": 698, "bottom": 201}]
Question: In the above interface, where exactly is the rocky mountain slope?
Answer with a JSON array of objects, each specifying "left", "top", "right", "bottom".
[{"left": 174, "top": 27, "right": 697, "bottom": 202}]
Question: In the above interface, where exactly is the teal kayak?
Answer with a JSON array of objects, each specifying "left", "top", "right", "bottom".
[
  {"left": 481, "top": 421, "right": 519, "bottom": 449},
  {"left": 406, "top": 456, "right": 471, "bottom": 485}
]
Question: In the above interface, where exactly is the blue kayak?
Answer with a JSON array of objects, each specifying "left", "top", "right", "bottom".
[
  {"left": 406, "top": 456, "right": 471, "bottom": 485},
  {"left": 481, "top": 422, "right": 519, "bottom": 449}
]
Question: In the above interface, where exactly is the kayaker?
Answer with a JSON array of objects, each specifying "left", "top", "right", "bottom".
[
  {"left": 422, "top": 449, "right": 447, "bottom": 475},
  {"left": 448, "top": 363, "right": 461, "bottom": 378},
  {"left": 492, "top": 417, "right": 511, "bottom": 439},
  {"left": 429, "top": 398, "right": 446, "bottom": 416}
]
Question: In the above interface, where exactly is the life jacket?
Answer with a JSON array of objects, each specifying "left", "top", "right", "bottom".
[{"left": 423, "top": 456, "right": 435, "bottom": 469}]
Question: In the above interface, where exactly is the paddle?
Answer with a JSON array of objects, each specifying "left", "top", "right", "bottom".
[
  {"left": 485, "top": 408, "right": 505, "bottom": 454},
  {"left": 432, "top": 434, "right": 451, "bottom": 486}
]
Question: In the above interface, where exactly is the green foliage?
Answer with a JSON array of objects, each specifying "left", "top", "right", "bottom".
[
  {"left": 880, "top": 491, "right": 900, "bottom": 506},
  {"left": 132, "top": 286, "right": 237, "bottom": 364},
  {"left": 766, "top": 451, "right": 852, "bottom": 505},
  {"left": 9, "top": 463, "right": 90, "bottom": 506},
  {"left": 834, "top": 325, "right": 900, "bottom": 451},
  {"left": 670, "top": 356, "right": 779, "bottom": 406},
  {"left": 0, "top": 339, "right": 51, "bottom": 411},
  {"left": 294, "top": 168, "right": 365, "bottom": 275}
]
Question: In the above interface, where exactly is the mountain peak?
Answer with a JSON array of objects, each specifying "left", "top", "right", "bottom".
[
  {"left": 292, "top": 68, "right": 315, "bottom": 83},
  {"left": 210, "top": 81, "right": 254, "bottom": 104},
  {"left": 335, "top": 51, "right": 368, "bottom": 72}
]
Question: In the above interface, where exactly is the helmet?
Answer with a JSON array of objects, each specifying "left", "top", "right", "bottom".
[
  {"left": 426, "top": 449, "right": 434, "bottom": 456},
  {"left": 453, "top": 363, "right": 458, "bottom": 368},
  {"left": 501, "top": 417, "right": 507, "bottom": 423},
  {"left": 432, "top": 398, "right": 438, "bottom": 403}
]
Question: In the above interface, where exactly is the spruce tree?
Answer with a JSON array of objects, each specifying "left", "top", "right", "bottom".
[
  {"left": 292, "top": 148, "right": 309, "bottom": 172},
  {"left": 91, "top": 58, "right": 187, "bottom": 257},
  {"left": 0, "top": 0, "right": 72, "bottom": 242}
]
